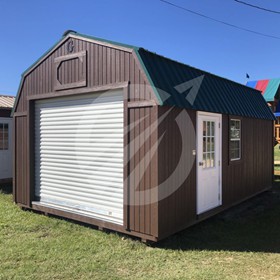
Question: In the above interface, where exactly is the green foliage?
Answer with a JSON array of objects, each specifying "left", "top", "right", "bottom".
[{"left": 1, "top": 185, "right": 280, "bottom": 280}]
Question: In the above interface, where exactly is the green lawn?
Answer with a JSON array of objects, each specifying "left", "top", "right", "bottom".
[
  {"left": 1, "top": 184, "right": 280, "bottom": 279},
  {"left": 274, "top": 144, "right": 280, "bottom": 162},
  {"left": 274, "top": 145, "right": 280, "bottom": 172}
]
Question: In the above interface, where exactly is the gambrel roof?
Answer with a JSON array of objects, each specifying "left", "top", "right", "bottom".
[{"left": 14, "top": 31, "right": 275, "bottom": 120}]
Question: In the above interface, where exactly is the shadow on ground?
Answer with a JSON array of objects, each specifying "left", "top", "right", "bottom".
[
  {"left": 0, "top": 183, "right": 12, "bottom": 194},
  {"left": 157, "top": 181, "right": 280, "bottom": 253}
]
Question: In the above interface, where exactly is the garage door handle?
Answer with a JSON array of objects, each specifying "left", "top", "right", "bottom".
[{"left": 198, "top": 162, "right": 203, "bottom": 166}]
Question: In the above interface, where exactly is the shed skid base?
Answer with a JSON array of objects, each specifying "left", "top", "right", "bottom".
[{"left": 31, "top": 202, "right": 158, "bottom": 242}]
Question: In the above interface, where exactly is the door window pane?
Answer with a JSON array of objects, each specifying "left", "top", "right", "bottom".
[{"left": 202, "top": 121, "right": 215, "bottom": 168}]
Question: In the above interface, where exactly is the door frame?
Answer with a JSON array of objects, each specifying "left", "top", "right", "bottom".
[{"left": 196, "top": 111, "right": 222, "bottom": 215}]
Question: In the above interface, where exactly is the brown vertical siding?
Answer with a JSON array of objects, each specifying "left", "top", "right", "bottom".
[
  {"left": 14, "top": 116, "right": 28, "bottom": 206},
  {"left": 157, "top": 110, "right": 273, "bottom": 240},
  {"left": 127, "top": 106, "right": 158, "bottom": 237},
  {"left": 222, "top": 116, "right": 273, "bottom": 207},
  {"left": 14, "top": 37, "right": 155, "bottom": 113},
  {"left": 14, "top": 36, "right": 158, "bottom": 238},
  {"left": 157, "top": 107, "right": 196, "bottom": 239}
]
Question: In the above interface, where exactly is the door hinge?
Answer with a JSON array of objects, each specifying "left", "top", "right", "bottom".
[
  {"left": 218, "top": 193, "right": 221, "bottom": 200},
  {"left": 218, "top": 160, "right": 220, "bottom": 166},
  {"left": 219, "top": 122, "right": 221, "bottom": 128}
]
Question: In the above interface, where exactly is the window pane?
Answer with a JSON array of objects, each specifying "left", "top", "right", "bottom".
[
  {"left": 230, "top": 140, "right": 240, "bottom": 160},
  {"left": 3, "top": 124, "right": 8, "bottom": 150},
  {"left": 229, "top": 119, "right": 241, "bottom": 161},
  {"left": 207, "top": 137, "right": 211, "bottom": 152},
  {"left": 208, "top": 122, "right": 212, "bottom": 136},
  {"left": 230, "top": 127, "right": 235, "bottom": 138},
  {"left": 211, "top": 122, "right": 215, "bottom": 137},
  {"left": 235, "top": 120, "right": 240, "bottom": 129},
  {"left": 235, "top": 129, "right": 240, "bottom": 139},
  {"left": 0, "top": 123, "right": 3, "bottom": 150},
  {"left": 207, "top": 153, "right": 211, "bottom": 168},
  {"left": 203, "top": 153, "right": 206, "bottom": 168},
  {"left": 203, "top": 121, "right": 206, "bottom": 136},
  {"left": 212, "top": 152, "right": 215, "bottom": 167},
  {"left": 210, "top": 137, "right": 215, "bottom": 152},
  {"left": 233, "top": 150, "right": 239, "bottom": 160}
]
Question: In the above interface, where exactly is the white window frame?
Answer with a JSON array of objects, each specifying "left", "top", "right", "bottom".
[{"left": 229, "top": 119, "right": 241, "bottom": 161}]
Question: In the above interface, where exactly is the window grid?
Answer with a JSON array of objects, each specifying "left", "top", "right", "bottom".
[
  {"left": 230, "top": 119, "right": 241, "bottom": 161},
  {"left": 202, "top": 121, "right": 215, "bottom": 169},
  {"left": 0, "top": 123, "right": 9, "bottom": 150}
]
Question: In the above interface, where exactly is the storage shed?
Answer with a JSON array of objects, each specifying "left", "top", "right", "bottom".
[
  {"left": 0, "top": 95, "right": 14, "bottom": 184},
  {"left": 13, "top": 31, "right": 275, "bottom": 242}
]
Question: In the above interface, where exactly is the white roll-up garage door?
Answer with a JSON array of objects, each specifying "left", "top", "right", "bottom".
[{"left": 34, "top": 90, "right": 124, "bottom": 225}]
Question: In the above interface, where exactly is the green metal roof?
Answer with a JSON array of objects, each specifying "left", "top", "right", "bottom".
[{"left": 137, "top": 49, "right": 275, "bottom": 120}]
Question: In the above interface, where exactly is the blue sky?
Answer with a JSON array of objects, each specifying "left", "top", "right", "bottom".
[{"left": 1, "top": 0, "right": 280, "bottom": 96}]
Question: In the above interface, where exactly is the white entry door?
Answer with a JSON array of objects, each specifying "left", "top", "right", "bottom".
[{"left": 197, "top": 112, "right": 222, "bottom": 214}]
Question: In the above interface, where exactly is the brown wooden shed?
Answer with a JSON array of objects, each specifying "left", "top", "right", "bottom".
[{"left": 13, "top": 31, "right": 275, "bottom": 242}]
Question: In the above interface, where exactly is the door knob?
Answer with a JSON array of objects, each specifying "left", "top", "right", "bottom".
[{"left": 199, "top": 162, "right": 203, "bottom": 166}]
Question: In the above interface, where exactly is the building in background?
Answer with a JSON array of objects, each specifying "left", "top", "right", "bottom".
[
  {"left": 0, "top": 95, "right": 15, "bottom": 184},
  {"left": 247, "top": 79, "right": 280, "bottom": 143}
]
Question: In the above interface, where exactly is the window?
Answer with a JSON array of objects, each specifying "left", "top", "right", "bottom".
[
  {"left": 202, "top": 121, "right": 215, "bottom": 168},
  {"left": 230, "top": 119, "right": 241, "bottom": 161},
  {"left": 0, "top": 123, "right": 9, "bottom": 150}
]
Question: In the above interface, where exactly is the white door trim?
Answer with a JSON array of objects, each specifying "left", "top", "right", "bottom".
[{"left": 196, "top": 111, "right": 222, "bottom": 214}]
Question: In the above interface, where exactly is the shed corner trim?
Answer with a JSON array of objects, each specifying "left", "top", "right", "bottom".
[{"left": 133, "top": 49, "right": 163, "bottom": 106}]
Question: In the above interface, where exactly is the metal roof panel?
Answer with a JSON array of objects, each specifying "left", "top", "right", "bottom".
[
  {"left": 0, "top": 95, "right": 15, "bottom": 108},
  {"left": 138, "top": 49, "right": 275, "bottom": 121},
  {"left": 247, "top": 78, "right": 280, "bottom": 102}
]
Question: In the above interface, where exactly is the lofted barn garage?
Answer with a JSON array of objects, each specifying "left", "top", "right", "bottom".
[{"left": 13, "top": 31, "right": 274, "bottom": 242}]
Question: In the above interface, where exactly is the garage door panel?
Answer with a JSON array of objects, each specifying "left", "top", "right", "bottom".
[
  {"left": 39, "top": 165, "right": 123, "bottom": 178},
  {"left": 39, "top": 180, "right": 123, "bottom": 194},
  {"left": 40, "top": 187, "right": 123, "bottom": 203},
  {"left": 38, "top": 157, "right": 123, "bottom": 169},
  {"left": 35, "top": 91, "right": 124, "bottom": 225},
  {"left": 38, "top": 192, "right": 123, "bottom": 212},
  {"left": 40, "top": 172, "right": 123, "bottom": 185},
  {"left": 37, "top": 149, "right": 123, "bottom": 157}
]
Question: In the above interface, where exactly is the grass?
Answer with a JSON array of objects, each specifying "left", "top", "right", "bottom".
[
  {"left": 274, "top": 144, "right": 280, "bottom": 162},
  {"left": 1, "top": 183, "right": 280, "bottom": 279},
  {"left": 274, "top": 144, "right": 280, "bottom": 171}
]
